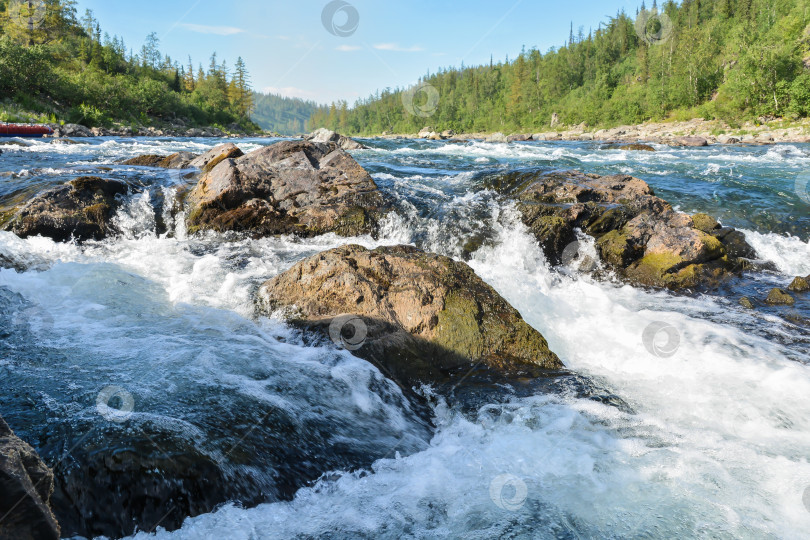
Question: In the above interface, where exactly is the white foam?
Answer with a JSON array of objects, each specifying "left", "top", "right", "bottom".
[{"left": 743, "top": 229, "right": 810, "bottom": 276}]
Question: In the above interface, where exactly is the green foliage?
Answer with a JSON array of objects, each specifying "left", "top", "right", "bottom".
[
  {"left": 0, "top": 1, "right": 258, "bottom": 130},
  {"left": 252, "top": 92, "right": 320, "bottom": 135},
  {"left": 315, "top": 0, "right": 810, "bottom": 134}
]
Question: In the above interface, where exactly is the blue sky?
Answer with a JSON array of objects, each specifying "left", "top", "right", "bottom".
[{"left": 78, "top": 0, "right": 646, "bottom": 105}]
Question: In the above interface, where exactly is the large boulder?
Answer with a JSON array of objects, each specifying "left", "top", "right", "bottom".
[
  {"left": 258, "top": 244, "right": 563, "bottom": 389},
  {"left": 185, "top": 140, "right": 389, "bottom": 237},
  {"left": 0, "top": 415, "right": 60, "bottom": 540},
  {"left": 1, "top": 177, "right": 129, "bottom": 242},
  {"left": 304, "top": 128, "right": 366, "bottom": 151},
  {"left": 485, "top": 132, "right": 508, "bottom": 143},
  {"left": 495, "top": 170, "right": 756, "bottom": 290}
]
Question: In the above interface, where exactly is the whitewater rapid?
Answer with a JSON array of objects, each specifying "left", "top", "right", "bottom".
[{"left": 1, "top": 137, "right": 809, "bottom": 539}]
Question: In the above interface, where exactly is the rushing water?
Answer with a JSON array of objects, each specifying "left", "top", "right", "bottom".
[{"left": 1, "top": 136, "right": 809, "bottom": 539}]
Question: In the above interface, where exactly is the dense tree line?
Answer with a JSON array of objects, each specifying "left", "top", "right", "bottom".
[
  {"left": 251, "top": 92, "right": 320, "bottom": 135},
  {"left": 0, "top": 0, "right": 256, "bottom": 129},
  {"left": 311, "top": 0, "right": 810, "bottom": 134}
]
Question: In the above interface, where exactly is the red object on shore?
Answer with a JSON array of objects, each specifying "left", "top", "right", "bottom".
[{"left": 0, "top": 123, "right": 54, "bottom": 138}]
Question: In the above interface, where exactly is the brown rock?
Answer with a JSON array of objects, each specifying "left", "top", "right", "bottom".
[
  {"left": 0, "top": 415, "right": 60, "bottom": 540},
  {"left": 765, "top": 288, "right": 795, "bottom": 306},
  {"left": 497, "top": 170, "right": 753, "bottom": 290},
  {"left": 187, "top": 143, "right": 244, "bottom": 172},
  {"left": 257, "top": 244, "right": 563, "bottom": 388},
  {"left": 185, "top": 140, "right": 389, "bottom": 237},
  {"left": 121, "top": 151, "right": 197, "bottom": 169},
  {"left": 1, "top": 177, "right": 129, "bottom": 242},
  {"left": 739, "top": 297, "right": 754, "bottom": 309},
  {"left": 618, "top": 143, "right": 656, "bottom": 152},
  {"left": 788, "top": 276, "right": 810, "bottom": 293}
]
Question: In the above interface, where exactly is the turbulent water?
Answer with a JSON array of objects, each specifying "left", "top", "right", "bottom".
[{"left": 1, "top": 136, "right": 810, "bottom": 539}]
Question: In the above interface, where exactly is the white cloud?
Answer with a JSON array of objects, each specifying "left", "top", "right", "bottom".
[
  {"left": 373, "top": 43, "right": 424, "bottom": 52},
  {"left": 262, "top": 86, "right": 318, "bottom": 100},
  {"left": 180, "top": 23, "right": 245, "bottom": 36},
  {"left": 336, "top": 45, "right": 362, "bottom": 52}
]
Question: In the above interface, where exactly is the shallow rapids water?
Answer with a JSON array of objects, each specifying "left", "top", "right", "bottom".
[{"left": 1, "top": 136, "right": 810, "bottom": 539}]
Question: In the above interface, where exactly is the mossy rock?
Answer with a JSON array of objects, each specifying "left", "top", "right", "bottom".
[
  {"left": 121, "top": 154, "right": 165, "bottom": 167},
  {"left": 586, "top": 207, "right": 633, "bottom": 236},
  {"left": 739, "top": 297, "right": 755, "bottom": 309},
  {"left": 618, "top": 143, "right": 656, "bottom": 152},
  {"left": 596, "top": 230, "right": 637, "bottom": 267},
  {"left": 764, "top": 288, "right": 795, "bottom": 305},
  {"left": 624, "top": 253, "right": 711, "bottom": 289},
  {"left": 692, "top": 213, "right": 720, "bottom": 233},
  {"left": 788, "top": 276, "right": 810, "bottom": 293},
  {"left": 526, "top": 215, "right": 576, "bottom": 264}
]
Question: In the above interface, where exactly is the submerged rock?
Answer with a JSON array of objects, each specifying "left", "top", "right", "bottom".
[
  {"left": 1, "top": 176, "right": 129, "bottom": 242},
  {"left": 618, "top": 143, "right": 656, "bottom": 152},
  {"left": 493, "top": 170, "right": 756, "bottom": 290},
  {"left": 257, "top": 244, "right": 563, "bottom": 390},
  {"left": 121, "top": 151, "right": 198, "bottom": 169},
  {"left": 304, "top": 128, "right": 366, "bottom": 150},
  {"left": 185, "top": 140, "right": 389, "bottom": 237},
  {"left": 765, "top": 288, "right": 795, "bottom": 306},
  {"left": 0, "top": 415, "right": 60, "bottom": 540}
]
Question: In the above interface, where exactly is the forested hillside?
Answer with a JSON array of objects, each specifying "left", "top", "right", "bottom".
[
  {"left": 251, "top": 92, "right": 320, "bottom": 135},
  {"left": 311, "top": 0, "right": 810, "bottom": 134},
  {"left": 0, "top": 0, "right": 257, "bottom": 130}
]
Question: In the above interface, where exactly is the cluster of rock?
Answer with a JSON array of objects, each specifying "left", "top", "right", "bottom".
[
  {"left": 46, "top": 123, "right": 244, "bottom": 139},
  {"left": 490, "top": 169, "right": 757, "bottom": 290},
  {"left": 746, "top": 274, "right": 810, "bottom": 308},
  {"left": 399, "top": 117, "right": 810, "bottom": 145},
  {"left": 303, "top": 128, "right": 366, "bottom": 150},
  {"left": 417, "top": 127, "right": 458, "bottom": 141},
  {"left": 1, "top": 141, "right": 390, "bottom": 243}
]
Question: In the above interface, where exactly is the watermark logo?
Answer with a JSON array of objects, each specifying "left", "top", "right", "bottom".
[
  {"left": 642, "top": 321, "right": 680, "bottom": 358},
  {"left": 635, "top": 8, "right": 673, "bottom": 46},
  {"left": 561, "top": 240, "right": 597, "bottom": 272},
  {"left": 402, "top": 82, "right": 440, "bottom": 118},
  {"left": 329, "top": 314, "right": 368, "bottom": 351},
  {"left": 96, "top": 385, "right": 135, "bottom": 423},
  {"left": 10, "top": 0, "right": 47, "bottom": 29},
  {"left": 803, "top": 486, "right": 810, "bottom": 513},
  {"left": 489, "top": 474, "right": 528, "bottom": 511},
  {"left": 795, "top": 172, "right": 810, "bottom": 204},
  {"left": 321, "top": 1, "right": 360, "bottom": 37}
]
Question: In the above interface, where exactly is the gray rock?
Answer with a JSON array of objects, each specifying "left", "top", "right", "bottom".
[
  {"left": 185, "top": 140, "right": 389, "bottom": 237},
  {"left": 0, "top": 415, "right": 60, "bottom": 540}
]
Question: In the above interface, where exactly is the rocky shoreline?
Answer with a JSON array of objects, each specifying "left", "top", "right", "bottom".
[{"left": 375, "top": 117, "right": 810, "bottom": 145}]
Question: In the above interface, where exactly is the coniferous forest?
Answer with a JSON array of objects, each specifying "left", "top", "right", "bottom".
[
  {"left": 310, "top": 0, "right": 810, "bottom": 134},
  {"left": 0, "top": 0, "right": 257, "bottom": 129},
  {"left": 250, "top": 92, "right": 320, "bottom": 135}
]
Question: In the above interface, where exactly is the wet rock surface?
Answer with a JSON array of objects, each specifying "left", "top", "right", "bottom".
[
  {"left": 185, "top": 140, "right": 389, "bottom": 237},
  {"left": 0, "top": 176, "right": 129, "bottom": 243},
  {"left": 258, "top": 244, "right": 563, "bottom": 391},
  {"left": 0, "top": 415, "right": 60, "bottom": 540},
  {"left": 304, "top": 128, "right": 367, "bottom": 150},
  {"left": 489, "top": 170, "right": 756, "bottom": 290}
]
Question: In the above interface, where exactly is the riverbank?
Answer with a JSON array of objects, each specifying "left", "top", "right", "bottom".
[{"left": 374, "top": 117, "right": 810, "bottom": 145}]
